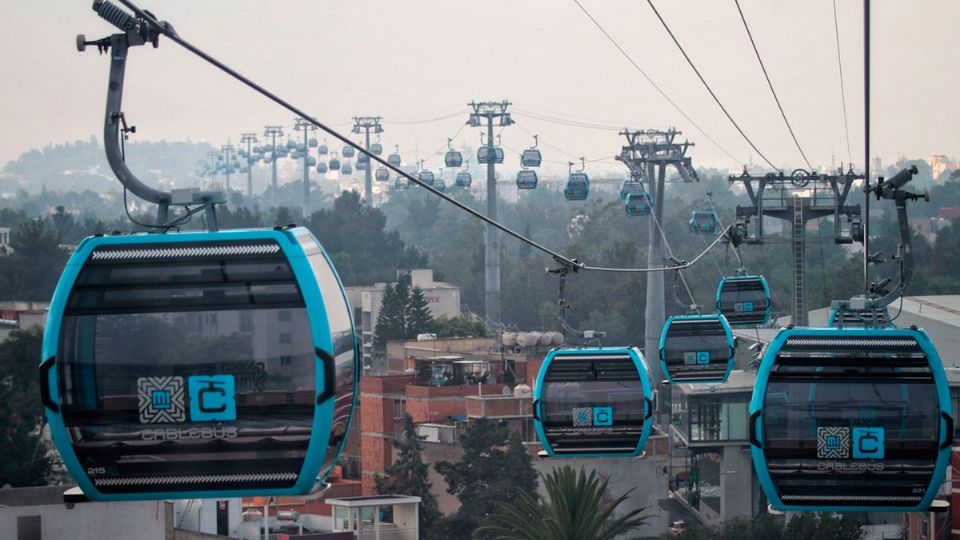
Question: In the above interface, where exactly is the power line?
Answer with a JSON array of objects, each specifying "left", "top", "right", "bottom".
[
  {"left": 733, "top": 0, "right": 813, "bottom": 171},
  {"left": 570, "top": 0, "right": 743, "bottom": 166},
  {"left": 384, "top": 109, "right": 467, "bottom": 125},
  {"left": 832, "top": 0, "right": 854, "bottom": 165},
  {"left": 645, "top": 0, "right": 779, "bottom": 171}
]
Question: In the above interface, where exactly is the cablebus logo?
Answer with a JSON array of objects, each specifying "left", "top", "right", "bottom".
[
  {"left": 137, "top": 374, "right": 238, "bottom": 439},
  {"left": 572, "top": 406, "right": 614, "bottom": 427},
  {"left": 816, "top": 426, "right": 885, "bottom": 471}
]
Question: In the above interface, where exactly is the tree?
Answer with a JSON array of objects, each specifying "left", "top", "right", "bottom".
[
  {"left": 434, "top": 418, "right": 538, "bottom": 538},
  {"left": 374, "top": 414, "right": 441, "bottom": 535},
  {"left": 433, "top": 315, "right": 487, "bottom": 338},
  {"left": 406, "top": 286, "right": 436, "bottom": 336},
  {"left": 477, "top": 465, "right": 649, "bottom": 540},
  {"left": 373, "top": 283, "right": 405, "bottom": 350},
  {"left": 0, "top": 328, "right": 52, "bottom": 487}
]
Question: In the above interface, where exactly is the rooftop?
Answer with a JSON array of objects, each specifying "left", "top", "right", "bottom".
[
  {"left": 325, "top": 495, "right": 421, "bottom": 508},
  {"left": 673, "top": 370, "right": 755, "bottom": 395}
]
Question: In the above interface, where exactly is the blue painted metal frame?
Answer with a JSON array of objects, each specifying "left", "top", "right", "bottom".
[
  {"left": 658, "top": 314, "right": 735, "bottom": 384},
  {"left": 715, "top": 275, "right": 772, "bottom": 327},
  {"left": 827, "top": 306, "right": 895, "bottom": 329},
  {"left": 749, "top": 327, "right": 952, "bottom": 512},
  {"left": 41, "top": 227, "right": 359, "bottom": 501},
  {"left": 532, "top": 347, "right": 653, "bottom": 458}
]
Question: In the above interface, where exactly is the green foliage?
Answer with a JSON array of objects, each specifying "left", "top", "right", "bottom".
[
  {"left": 0, "top": 219, "right": 71, "bottom": 302},
  {"left": 307, "top": 191, "right": 428, "bottom": 286},
  {"left": 434, "top": 418, "right": 538, "bottom": 539},
  {"left": 406, "top": 286, "right": 436, "bottom": 336},
  {"left": 374, "top": 414, "right": 441, "bottom": 534},
  {"left": 374, "top": 283, "right": 406, "bottom": 349},
  {"left": 477, "top": 465, "right": 648, "bottom": 540},
  {"left": 434, "top": 315, "right": 487, "bottom": 338},
  {"left": 0, "top": 328, "right": 52, "bottom": 487}
]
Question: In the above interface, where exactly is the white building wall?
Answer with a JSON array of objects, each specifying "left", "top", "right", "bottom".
[{"left": 0, "top": 500, "right": 167, "bottom": 540}]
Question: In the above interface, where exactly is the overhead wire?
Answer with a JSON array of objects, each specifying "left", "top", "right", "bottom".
[
  {"left": 644, "top": 0, "right": 779, "bottom": 171},
  {"left": 116, "top": 0, "right": 732, "bottom": 275},
  {"left": 832, "top": 0, "right": 854, "bottom": 165},
  {"left": 570, "top": 0, "right": 744, "bottom": 167},
  {"left": 384, "top": 108, "right": 468, "bottom": 125},
  {"left": 733, "top": 0, "right": 814, "bottom": 171}
]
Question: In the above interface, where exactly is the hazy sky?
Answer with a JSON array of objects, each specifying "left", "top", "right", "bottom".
[{"left": 1, "top": 0, "right": 958, "bottom": 175}]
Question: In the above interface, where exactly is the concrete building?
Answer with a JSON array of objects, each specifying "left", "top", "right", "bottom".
[
  {"left": 0, "top": 485, "right": 242, "bottom": 540},
  {"left": 0, "top": 226, "right": 11, "bottom": 255},
  {"left": 0, "top": 301, "right": 48, "bottom": 342},
  {"left": 930, "top": 155, "right": 958, "bottom": 181},
  {"left": 344, "top": 269, "right": 462, "bottom": 363}
]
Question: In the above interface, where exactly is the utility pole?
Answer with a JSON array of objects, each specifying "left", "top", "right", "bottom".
[
  {"left": 616, "top": 129, "right": 696, "bottom": 403},
  {"left": 351, "top": 116, "right": 383, "bottom": 207},
  {"left": 263, "top": 125, "right": 284, "bottom": 208},
  {"left": 240, "top": 132, "right": 258, "bottom": 198},
  {"left": 294, "top": 118, "right": 318, "bottom": 218},
  {"left": 729, "top": 168, "right": 864, "bottom": 326},
  {"left": 467, "top": 101, "right": 512, "bottom": 328}
]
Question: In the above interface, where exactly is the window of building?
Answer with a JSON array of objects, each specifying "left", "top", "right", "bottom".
[
  {"left": 393, "top": 399, "right": 405, "bottom": 418},
  {"left": 239, "top": 312, "right": 253, "bottom": 332},
  {"left": 17, "top": 516, "right": 41, "bottom": 540},
  {"left": 280, "top": 355, "right": 292, "bottom": 366},
  {"left": 279, "top": 333, "right": 291, "bottom": 344},
  {"left": 278, "top": 310, "right": 291, "bottom": 322}
]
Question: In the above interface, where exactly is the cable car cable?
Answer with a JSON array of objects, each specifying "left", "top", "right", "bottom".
[
  {"left": 832, "top": 0, "right": 854, "bottom": 165},
  {"left": 104, "top": 0, "right": 730, "bottom": 275},
  {"left": 570, "top": 0, "right": 743, "bottom": 167},
  {"left": 733, "top": 0, "right": 814, "bottom": 171},
  {"left": 645, "top": 0, "right": 778, "bottom": 171}
]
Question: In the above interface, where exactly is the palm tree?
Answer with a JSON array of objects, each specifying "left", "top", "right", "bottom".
[{"left": 477, "top": 465, "right": 649, "bottom": 540}]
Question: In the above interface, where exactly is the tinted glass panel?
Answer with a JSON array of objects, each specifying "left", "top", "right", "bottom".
[
  {"left": 304, "top": 244, "right": 357, "bottom": 480},
  {"left": 662, "top": 319, "right": 732, "bottom": 381},
  {"left": 59, "top": 307, "right": 315, "bottom": 493}
]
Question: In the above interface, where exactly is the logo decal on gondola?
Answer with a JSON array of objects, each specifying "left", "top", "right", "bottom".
[
  {"left": 817, "top": 426, "right": 850, "bottom": 459},
  {"left": 137, "top": 376, "right": 186, "bottom": 424},
  {"left": 852, "top": 427, "right": 884, "bottom": 459},
  {"left": 572, "top": 407, "right": 613, "bottom": 427},
  {"left": 188, "top": 375, "right": 237, "bottom": 422}
]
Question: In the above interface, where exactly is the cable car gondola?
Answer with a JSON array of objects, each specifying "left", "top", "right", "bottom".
[
  {"left": 417, "top": 169, "right": 435, "bottom": 187},
  {"left": 357, "top": 153, "right": 369, "bottom": 164},
  {"left": 533, "top": 347, "right": 653, "bottom": 458},
  {"left": 394, "top": 176, "right": 409, "bottom": 190},
  {"left": 521, "top": 135, "right": 541, "bottom": 167},
  {"left": 433, "top": 178, "right": 446, "bottom": 193},
  {"left": 40, "top": 228, "right": 359, "bottom": 501},
  {"left": 308, "top": 137, "right": 318, "bottom": 148},
  {"left": 307, "top": 157, "right": 317, "bottom": 167},
  {"left": 375, "top": 167, "right": 389, "bottom": 182},
  {"left": 328, "top": 157, "right": 340, "bottom": 171},
  {"left": 564, "top": 172, "right": 589, "bottom": 201},
  {"left": 370, "top": 142, "right": 383, "bottom": 156},
  {"left": 455, "top": 171, "right": 472, "bottom": 188},
  {"left": 387, "top": 150, "right": 402, "bottom": 168},
  {"left": 317, "top": 142, "right": 328, "bottom": 155},
  {"left": 516, "top": 169, "right": 538, "bottom": 190},
  {"left": 625, "top": 191, "right": 653, "bottom": 217},
  {"left": 444, "top": 139, "right": 463, "bottom": 168},
  {"left": 341, "top": 146, "right": 355, "bottom": 158},
  {"left": 316, "top": 162, "right": 328, "bottom": 174},
  {"left": 619, "top": 179, "right": 644, "bottom": 201},
  {"left": 341, "top": 162, "right": 353, "bottom": 175},
  {"left": 476, "top": 146, "right": 504, "bottom": 164},
  {"left": 659, "top": 314, "right": 735, "bottom": 383},
  {"left": 689, "top": 209, "right": 720, "bottom": 235},
  {"left": 750, "top": 328, "right": 952, "bottom": 512},
  {"left": 356, "top": 161, "right": 367, "bottom": 172},
  {"left": 716, "top": 275, "right": 772, "bottom": 327}
]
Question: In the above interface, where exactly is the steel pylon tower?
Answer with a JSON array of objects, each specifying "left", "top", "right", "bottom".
[
  {"left": 467, "top": 100, "right": 512, "bottom": 328},
  {"left": 351, "top": 116, "right": 383, "bottom": 207},
  {"left": 294, "top": 118, "right": 318, "bottom": 218},
  {"left": 239, "top": 132, "right": 258, "bottom": 198},
  {"left": 616, "top": 129, "right": 697, "bottom": 394},
  {"left": 728, "top": 168, "right": 864, "bottom": 326},
  {"left": 218, "top": 143, "right": 235, "bottom": 205},
  {"left": 263, "top": 125, "right": 284, "bottom": 208}
]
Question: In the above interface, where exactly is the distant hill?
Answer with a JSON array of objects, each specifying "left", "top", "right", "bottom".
[{"left": 1, "top": 137, "right": 215, "bottom": 194}]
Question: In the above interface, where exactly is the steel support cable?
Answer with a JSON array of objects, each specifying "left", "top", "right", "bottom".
[
  {"left": 385, "top": 109, "right": 468, "bottom": 125},
  {"left": 571, "top": 0, "right": 743, "bottom": 167},
  {"left": 511, "top": 110, "right": 623, "bottom": 132},
  {"left": 645, "top": 0, "right": 779, "bottom": 171},
  {"left": 115, "top": 0, "right": 729, "bottom": 274},
  {"left": 513, "top": 121, "right": 618, "bottom": 164},
  {"left": 646, "top": 195, "right": 698, "bottom": 307},
  {"left": 512, "top": 106, "right": 631, "bottom": 131},
  {"left": 733, "top": 0, "right": 814, "bottom": 171},
  {"left": 832, "top": 0, "right": 854, "bottom": 165}
]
